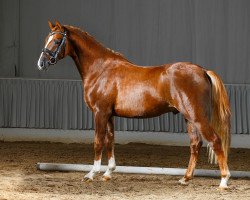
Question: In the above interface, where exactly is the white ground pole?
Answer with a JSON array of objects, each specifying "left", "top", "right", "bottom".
[{"left": 36, "top": 163, "right": 250, "bottom": 178}]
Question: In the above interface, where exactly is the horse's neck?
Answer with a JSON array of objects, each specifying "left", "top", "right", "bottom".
[{"left": 67, "top": 28, "right": 112, "bottom": 79}]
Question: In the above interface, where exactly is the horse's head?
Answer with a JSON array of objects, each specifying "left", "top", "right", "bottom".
[{"left": 37, "top": 20, "right": 68, "bottom": 70}]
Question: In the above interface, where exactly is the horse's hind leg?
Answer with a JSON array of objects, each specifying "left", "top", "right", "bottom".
[
  {"left": 179, "top": 121, "right": 203, "bottom": 185},
  {"left": 102, "top": 117, "right": 116, "bottom": 181},
  {"left": 194, "top": 120, "right": 230, "bottom": 188}
]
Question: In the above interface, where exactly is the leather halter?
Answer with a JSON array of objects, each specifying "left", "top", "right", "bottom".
[{"left": 42, "top": 31, "right": 67, "bottom": 64}]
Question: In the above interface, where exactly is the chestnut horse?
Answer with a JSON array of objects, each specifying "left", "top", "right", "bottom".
[{"left": 37, "top": 21, "right": 231, "bottom": 189}]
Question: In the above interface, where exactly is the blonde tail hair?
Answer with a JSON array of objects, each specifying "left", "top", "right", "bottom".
[{"left": 206, "top": 70, "right": 231, "bottom": 164}]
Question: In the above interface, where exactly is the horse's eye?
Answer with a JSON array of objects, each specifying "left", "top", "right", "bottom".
[{"left": 54, "top": 40, "right": 60, "bottom": 45}]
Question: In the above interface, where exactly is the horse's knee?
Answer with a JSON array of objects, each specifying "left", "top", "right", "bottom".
[
  {"left": 194, "top": 122, "right": 219, "bottom": 144},
  {"left": 105, "top": 130, "right": 113, "bottom": 143},
  {"left": 94, "top": 143, "right": 103, "bottom": 158},
  {"left": 94, "top": 141, "right": 103, "bottom": 150},
  {"left": 210, "top": 136, "right": 223, "bottom": 153},
  {"left": 190, "top": 139, "right": 203, "bottom": 154},
  {"left": 198, "top": 140, "right": 203, "bottom": 148},
  {"left": 188, "top": 123, "right": 203, "bottom": 154}
]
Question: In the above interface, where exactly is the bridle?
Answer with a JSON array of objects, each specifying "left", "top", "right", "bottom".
[{"left": 42, "top": 31, "right": 67, "bottom": 64}]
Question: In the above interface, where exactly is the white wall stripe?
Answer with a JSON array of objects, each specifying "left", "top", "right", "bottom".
[{"left": 0, "top": 128, "right": 249, "bottom": 149}]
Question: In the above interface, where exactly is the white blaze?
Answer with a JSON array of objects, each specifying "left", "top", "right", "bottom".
[
  {"left": 45, "top": 35, "right": 54, "bottom": 48},
  {"left": 37, "top": 53, "right": 44, "bottom": 70},
  {"left": 37, "top": 34, "right": 55, "bottom": 69}
]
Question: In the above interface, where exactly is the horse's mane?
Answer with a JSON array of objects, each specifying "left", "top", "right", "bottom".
[{"left": 64, "top": 25, "right": 127, "bottom": 60}]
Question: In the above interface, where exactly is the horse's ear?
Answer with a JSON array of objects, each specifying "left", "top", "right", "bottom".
[
  {"left": 55, "top": 20, "right": 62, "bottom": 29},
  {"left": 48, "top": 20, "right": 55, "bottom": 30}
]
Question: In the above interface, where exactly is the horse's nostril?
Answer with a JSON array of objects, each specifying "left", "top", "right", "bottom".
[{"left": 40, "top": 61, "right": 44, "bottom": 67}]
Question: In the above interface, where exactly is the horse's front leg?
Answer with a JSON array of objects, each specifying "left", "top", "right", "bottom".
[
  {"left": 83, "top": 111, "right": 109, "bottom": 182},
  {"left": 102, "top": 117, "right": 116, "bottom": 181}
]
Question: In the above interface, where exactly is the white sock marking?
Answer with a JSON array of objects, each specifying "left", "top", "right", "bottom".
[
  {"left": 93, "top": 159, "right": 101, "bottom": 172},
  {"left": 84, "top": 159, "right": 102, "bottom": 180},
  {"left": 219, "top": 172, "right": 230, "bottom": 188},
  {"left": 103, "top": 156, "right": 116, "bottom": 178},
  {"left": 219, "top": 177, "right": 228, "bottom": 188}
]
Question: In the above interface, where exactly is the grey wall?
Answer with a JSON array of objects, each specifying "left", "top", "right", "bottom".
[
  {"left": 0, "top": 0, "right": 19, "bottom": 77},
  {"left": 0, "top": 0, "right": 250, "bottom": 83},
  {"left": 0, "top": 0, "right": 250, "bottom": 134}
]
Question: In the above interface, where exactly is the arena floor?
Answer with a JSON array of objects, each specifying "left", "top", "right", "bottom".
[{"left": 0, "top": 141, "right": 249, "bottom": 200}]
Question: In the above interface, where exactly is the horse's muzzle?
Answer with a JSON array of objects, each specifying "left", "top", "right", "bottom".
[
  {"left": 37, "top": 53, "right": 50, "bottom": 71},
  {"left": 37, "top": 60, "right": 49, "bottom": 71}
]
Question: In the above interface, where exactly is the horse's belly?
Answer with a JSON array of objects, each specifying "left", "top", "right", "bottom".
[{"left": 114, "top": 91, "right": 172, "bottom": 118}]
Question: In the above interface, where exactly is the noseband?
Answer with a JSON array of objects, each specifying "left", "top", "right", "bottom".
[{"left": 42, "top": 31, "right": 67, "bottom": 64}]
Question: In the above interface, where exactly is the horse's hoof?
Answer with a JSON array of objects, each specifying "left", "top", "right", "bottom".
[
  {"left": 178, "top": 178, "right": 189, "bottom": 185},
  {"left": 82, "top": 176, "right": 93, "bottom": 183},
  {"left": 102, "top": 175, "right": 111, "bottom": 182},
  {"left": 219, "top": 185, "right": 229, "bottom": 190}
]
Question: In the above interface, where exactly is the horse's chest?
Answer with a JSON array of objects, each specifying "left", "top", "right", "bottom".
[{"left": 83, "top": 77, "right": 113, "bottom": 110}]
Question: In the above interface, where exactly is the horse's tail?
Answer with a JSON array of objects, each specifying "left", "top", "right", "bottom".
[{"left": 206, "top": 70, "right": 231, "bottom": 164}]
